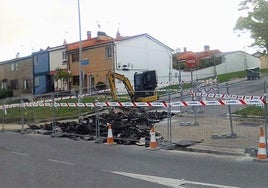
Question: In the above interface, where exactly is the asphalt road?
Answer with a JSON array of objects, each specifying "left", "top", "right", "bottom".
[{"left": 1, "top": 132, "right": 268, "bottom": 188}]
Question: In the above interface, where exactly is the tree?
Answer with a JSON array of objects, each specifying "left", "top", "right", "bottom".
[
  {"left": 54, "top": 67, "right": 72, "bottom": 91},
  {"left": 234, "top": 0, "right": 268, "bottom": 53}
]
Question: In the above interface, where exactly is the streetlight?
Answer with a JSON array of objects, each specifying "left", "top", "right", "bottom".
[
  {"left": 77, "top": 0, "right": 83, "bottom": 122},
  {"left": 77, "top": 0, "right": 82, "bottom": 96}
]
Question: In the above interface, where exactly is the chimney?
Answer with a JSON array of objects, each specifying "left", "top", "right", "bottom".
[
  {"left": 97, "top": 31, "right": 107, "bottom": 37},
  {"left": 204, "top": 45, "right": 210, "bottom": 51},
  {"left": 116, "top": 29, "right": 121, "bottom": 39},
  {"left": 183, "top": 47, "right": 187, "bottom": 52},
  {"left": 87, "top": 31, "right": 92, "bottom": 39}
]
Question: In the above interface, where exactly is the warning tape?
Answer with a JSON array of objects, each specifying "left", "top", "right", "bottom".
[
  {"left": 0, "top": 99, "right": 265, "bottom": 110},
  {"left": 191, "top": 91, "right": 264, "bottom": 100}
]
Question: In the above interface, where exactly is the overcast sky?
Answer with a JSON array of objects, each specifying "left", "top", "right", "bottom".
[{"left": 0, "top": 0, "right": 256, "bottom": 61}]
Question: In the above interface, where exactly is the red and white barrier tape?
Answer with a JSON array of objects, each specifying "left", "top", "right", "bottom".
[
  {"left": 191, "top": 91, "right": 264, "bottom": 100},
  {"left": 1, "top": 99, "right": 265, "bottom": 110}
]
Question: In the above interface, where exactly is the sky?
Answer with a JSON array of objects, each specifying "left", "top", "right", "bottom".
[{"left": 0, "top": 0, "right": 257, "bottom": 61}]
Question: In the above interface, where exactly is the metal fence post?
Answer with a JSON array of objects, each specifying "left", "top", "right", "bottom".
[
  {"left": 226, "top": 82, "right": 236, "bottom": 137},
  {"left": 1, "top": 105, "right": 5, "bottom": 132},
  {"left": 20, "top": 95, "right": 25, "bottom": 131},
  {"left": 167, "top": 88, "right": 172, "bottom": 142},
  {"left": 263, "top": 81, "right": 268, "bottom": 152},
  {"left": 52, "top": 93, "right": 56, "bottom": 129},
  {"left": 95, "top": 98, "right": 100, "bottom": 140}
]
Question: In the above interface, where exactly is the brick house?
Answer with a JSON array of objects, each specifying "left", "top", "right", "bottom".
[
  {"left": 0, "top": 55, "right": 33, "bottom": 97},
  {"left": 66, "top": 31, "right": 114, "bottom": 93}
]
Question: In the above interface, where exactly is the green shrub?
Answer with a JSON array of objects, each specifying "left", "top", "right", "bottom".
[
  {"left": 0, "top": 89, "right": 13, "bottom": 99},
  {"left": 96, "top": 82, "right": 106, "bottom": 90}
]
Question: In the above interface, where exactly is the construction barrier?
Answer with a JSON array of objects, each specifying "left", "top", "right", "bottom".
[
  {"left": 191, "top": 91, "right": 264, "bottom": 100},
  {"left": 0, "top": 99, "right": 265, "bottom": 110}
]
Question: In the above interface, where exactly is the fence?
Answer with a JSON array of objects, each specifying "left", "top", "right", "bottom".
[{"left": 0, "top": 80, "right": 267, "bottom": 154}]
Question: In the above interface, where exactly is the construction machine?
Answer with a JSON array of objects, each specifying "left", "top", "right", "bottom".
[{"left": 108, "top": 70, "right": 158, "bottom": 102}]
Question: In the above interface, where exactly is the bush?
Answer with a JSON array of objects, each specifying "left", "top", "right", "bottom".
[
  {"left": 95, "top": 82, "right": 106, "bottom": 90},
  {"left": 0, "top": 89, "right": 13, "bottom": 99}
]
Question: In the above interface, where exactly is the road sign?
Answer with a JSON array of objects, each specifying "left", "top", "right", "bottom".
[
  {"left": 81, "top": 59, "right": 89, "bottom": 65},
  {"left": 186, "top": 56, "right": 197, "bottom": 67}
]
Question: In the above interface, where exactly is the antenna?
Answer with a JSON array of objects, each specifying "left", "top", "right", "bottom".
[{"left": 97, "top": 21, "right": 101, "bottom": 30}]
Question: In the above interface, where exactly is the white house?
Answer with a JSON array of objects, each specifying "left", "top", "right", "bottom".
[
  {"left": 113, "top": 33, "right": 174, "bottom": 90},
  {"left": 48, "top": 44, "right": 68, "bottom": 91},
  {"left": 178, "top": 51, "right": 261, "bottom": 82},
  {"left": 216, "top": 51, "right": 260, "bottom": 74}
]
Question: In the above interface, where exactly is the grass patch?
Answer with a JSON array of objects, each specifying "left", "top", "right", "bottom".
[
  {"left": 233, "top": 105, "right": 264, "bottom": 117},
  {"left": 217, "top": 71, "right": 246, "bottom": 83}
]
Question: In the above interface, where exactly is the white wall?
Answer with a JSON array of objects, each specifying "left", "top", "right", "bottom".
[
  {"left": 174, "top": 51, "right": 261, "bottom": 83},
  {"left": 114, "top": 34, "right": 174, "bottom": 90},
  {"left": 49, "top": 45, "right": 68, "bottom": 91}
]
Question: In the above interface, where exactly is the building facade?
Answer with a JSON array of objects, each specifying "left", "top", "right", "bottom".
[
  {"left": 32, "top": 49, "right": 51, "bottom": 95},
  {"left": 67, "top": 31, "right": 114, "bottom": 93},
  {"left": 48, "top": 44, "right": 68, "bottom": 92},
  {"left": 0, "top": 55, "right": 33, "bottom": 97},
  {"left": 113, "top": 33, "right": 174, "bottom": 89}
]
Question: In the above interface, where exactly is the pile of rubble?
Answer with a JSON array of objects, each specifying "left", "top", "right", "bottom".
[{"left": 28, "top": 110, "right": 175, "bottom": 145}]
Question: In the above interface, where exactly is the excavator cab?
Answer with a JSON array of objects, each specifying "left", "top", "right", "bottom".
[{"left": 134, "top": 70, "right": 158, "bottom": 100}]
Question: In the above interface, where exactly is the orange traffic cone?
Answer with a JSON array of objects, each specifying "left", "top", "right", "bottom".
[
  {"left": 148, "top": 125, "right": 159, "bottom": 150},
  {"left": 105, "top": 123, "right": 116, "bottom": 145},
  {"left": 255, "top": 127, "right": 267, "bottom": 161}
]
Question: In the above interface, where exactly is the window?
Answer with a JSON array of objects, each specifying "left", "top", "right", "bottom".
[
  {"left": 10, "top": 79, "right": 18, "bottom": 89},
  {"left": 62, "top": 51, "right": 67, "bottom": 64},
  {"left": 34, "top": 77, "right": 40, "bottom": 87},
  {"left": 34, "top": 56, "right": 39, "bottom": 66},
  {"left": 11, "top": 62, "right": 18, "bottom": 71},
  {"left": 73, "top": 76, "right": 79, "bottom": 85},
  {"left": 71, "top": 53, "right": 79, "bottom": 62},
  {"left": 1, "top": 80, "right": 7, "bottom": 90},
  {"left": 62, "top": 51, "right": 67, "bottom": 60},
  {"left": 105, "top": 46, "right": 112, "bottom": 59},
  {"left": 23, "top": 79, "right": 31, "bottom": 90}
]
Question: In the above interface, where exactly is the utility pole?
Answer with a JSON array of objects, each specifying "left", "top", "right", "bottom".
[{"left": 77, "top": 0, "right": 82, "bottom": 96}]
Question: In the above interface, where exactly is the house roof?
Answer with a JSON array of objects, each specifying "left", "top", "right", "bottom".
[
  {"left": 66, "top": 36, "right": 115, "bottom": 51},
  {"left": 115, "top": 33, "right": 174, "bottom": 51},
  {"left": 177, "top": 49, "right": 221, "bottom": 60},
  {"left": 177, "top": 51, "right": 196, "bottom": 60}
]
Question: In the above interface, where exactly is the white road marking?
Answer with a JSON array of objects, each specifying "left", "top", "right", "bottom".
[
  {"left": 48, "top": 159, "right": 75, "bottom": 166},
  {"left": 110, "top": 171, "right": 240, "bottom": 188},
  {"left": 11, "top": 151, "right": 30, "bottom": 157}
]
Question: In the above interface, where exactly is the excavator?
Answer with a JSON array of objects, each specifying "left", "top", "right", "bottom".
[{"left": 107, "top": 70, "right": 158, "bottom": 102}]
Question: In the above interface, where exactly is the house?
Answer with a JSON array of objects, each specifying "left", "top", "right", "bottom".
[
  {"left": 215, "top": 51, "right": 260, "bottom": 75},
  {"left": 32, "top": 49, "right": 51, "bottom": 95},
  {"left": 0, "top": 55, "right": 33, "bottom": 97},
  {"left": 174, "top": 48, "right": 261, "bottom": 82},
  {"left": 66, "top": 31, "right": 114, "bottom": 93},
  {"left": 113, "top": 33, "right": 174, "bottom": 89},
  {"left": 66, "top": 31, "right": 175, "bottom": 93},
  {"left": 48, "top": 43, "right": 69, "bottom": 92}
]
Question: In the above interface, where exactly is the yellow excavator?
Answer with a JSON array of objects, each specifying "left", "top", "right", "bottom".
[{"left": 107, "top": 70, "right": 158, "bottom": 102}]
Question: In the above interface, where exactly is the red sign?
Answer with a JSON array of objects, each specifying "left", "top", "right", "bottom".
[{"left": 186, "top": 56, "right": 197, "bottom": 68}]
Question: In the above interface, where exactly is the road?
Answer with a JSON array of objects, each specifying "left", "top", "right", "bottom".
[{"left": 1, "top": 132, "right": 267, "bottom": 188}]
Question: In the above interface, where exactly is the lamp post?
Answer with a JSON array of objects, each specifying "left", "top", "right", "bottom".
[
  {"left": 77, "top": 0, "right": 82, "bottom": 96},
  {"left": 77, "top": 0, "right": 83, "bottom": 122}
]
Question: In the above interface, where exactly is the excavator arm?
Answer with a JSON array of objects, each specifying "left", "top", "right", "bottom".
[
  {"left": 108, "top": 71, "right": 136, "bottom": 102},
  {"left": 107, "top": 71, "right": 158, "bottom": 102}
]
